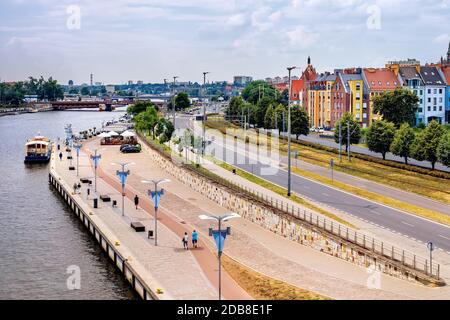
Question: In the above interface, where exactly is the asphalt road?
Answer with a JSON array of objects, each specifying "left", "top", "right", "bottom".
[
  {"left": 177, "top": 115, "right": 450, "bottom": 252},
  {"left": 279, "top": 131, "right": 450, "bottom": 173},
  {"left": 216, "top": 141, "right": 450, "bottom": 252}
]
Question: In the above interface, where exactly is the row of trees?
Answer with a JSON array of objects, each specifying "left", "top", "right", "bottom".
[
  {"left": 366, "top": 120, "right": 450, "bottom": 169},
  {"left": 0, "top": 76, "right": 64, "bottom": 106},
  {"left": 226, "top": 81, "right": 310, "bottom": 138},
  {"left": 129, "top": 102, "right": 174, "bottom": 144}
]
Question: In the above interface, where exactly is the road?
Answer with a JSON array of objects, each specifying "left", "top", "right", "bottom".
[
  {"left": 176, "top": 115, "right": 450, "bottom": 253},
  {"left": 284, "top": 131, "right": 450, "bottom": 173}
]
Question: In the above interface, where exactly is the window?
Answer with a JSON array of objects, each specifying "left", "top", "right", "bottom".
[
  {"left": 428, "top": 98, "right": 431, "bottom": 103},
  {"left": 363, "top": 113, "right": 367, "bottom": 119},
  {"left": 386, "top": 82, "right": 390, "bottom": 86},
  {"left": 420, "top": 99, "right": 423, "bottom": 104},
  {"left": 363, "top": 103, "right": 367, "bottom": 109},
  {"left": 355, "top": 114, "right": 360, "bottom": 119},
  {"left": 433, "top": 106, "right": 437, "bottom": 111},
  {"left": 356, "top": 103, "right": 360, "bottom": 110},
  {"left": 420, "top": 90, "right": 423, "bottom": 95},
  {"left": 428, "top": 89, "right": 431, "bottom": 94},
  {"left": 439, "top": 89, "right": 443, "bottom": 94},
  {"left": 439, "top": 106, "right": 442, "bottom": 111},
  {"left": 418, "top": 108, "right": 423, "bottom": 113},
  {"left": 413, "top": 90, "right": 417, "bottom": 95},
  {"left": 378, "top": 81, "right": 382, "bottom": 85},
  {"left": 428, "top": 106, "right": 431, "bottom": 111},
  {"left": 439, "top": 97, "right": 443, "bottom": 103},
  {"left": 434, "top": 89, "right": 437, "bottom": 94},
  {"left": 356, "top": 83, "right": 361, "bottom": 90},
  {"left": 356, "top": 92, "right": 360, "bottom": 100},
  {"left": 433, "top": 97, "right": 437, "bottom": 105}
]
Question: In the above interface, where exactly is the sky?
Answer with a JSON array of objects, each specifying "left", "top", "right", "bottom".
[{"left": 0, "top": 0, "right": 449, "bottom": 85}]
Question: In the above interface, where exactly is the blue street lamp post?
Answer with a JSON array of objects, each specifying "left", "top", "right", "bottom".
[
  {"left": 90, "top": 150, "right": 101, "bottom": 193},
  {"left": 199, "top": 213, "right": 240, "bottom": 300},
  {"left": 73, "top": 142, "right": 82, "bottom": 176},
  {"left": 142, "top": 179, "right": 170, "bottom": 246},
  {"left": 115, "top": 162, "right": 132, "bottom": 217}
]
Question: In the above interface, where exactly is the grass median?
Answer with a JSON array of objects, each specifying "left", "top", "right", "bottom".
[
  {"left": 205, "top": 155, "right": 356, "bottom": 229},
  {"left": 222, "top": 254, "right": 331, "bottom": 300},
  {"left": 205, "top": 120, "right": 450, "bottom": 205}
]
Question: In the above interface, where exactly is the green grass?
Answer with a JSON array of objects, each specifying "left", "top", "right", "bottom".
[{"left": 205, "top": 155, "right": 357, "bottom": 228}]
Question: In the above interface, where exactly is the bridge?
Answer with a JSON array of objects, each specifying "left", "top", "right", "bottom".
[{"left": 49, "top": 98, "right": 167, "bottom": 111}]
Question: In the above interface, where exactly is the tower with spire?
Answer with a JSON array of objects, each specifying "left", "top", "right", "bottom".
[{"left": 447, "top": 41, "right": 450, "bottom": 62}]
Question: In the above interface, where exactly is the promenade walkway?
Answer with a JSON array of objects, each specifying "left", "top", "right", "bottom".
[
  {"left": 89, "top": 137, "right": 450, "bottom": 300},
  {"left": 54, "top": 141, "right": 249, "bottom": 300}
]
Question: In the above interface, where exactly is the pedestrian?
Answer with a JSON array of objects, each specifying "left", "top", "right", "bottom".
[
  {"left": 192, "top": 230, "right": 198, "bottom": 248},
  {"left": 77, "top": 183, "right": 81, "bottom": 194},
  {"left": 134, "top": 195, "right": 139, "bottom": 210},
  {"left": 182, "top": 232, "right": 189, "bottom": 250},
  {"left": 59, "top": 152, "right": 63, "bottom": 161},
  {"left": 73, "top": 183, "right": 77, "bottom": 193}
]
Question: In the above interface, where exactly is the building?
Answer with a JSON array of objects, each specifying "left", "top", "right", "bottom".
[
  {"left": 397, "top": 66, "right": 425, "bottom": 126},
  {"left": 290, "top": 79, "right": 304, "bottom": 105},
  {"left": 362, "top": 68, "right": 400, "bottom": 123},
  {"left": 105, "top": 85, "right": 115, "bottom": 94},
  {"left": 341, "top": 69, "right": 370, "bottom": 128},
  {"left": 439, "top": 65, "right": 450, "bottom": 123},
  {"left": 137, "top": 80, "right": 144, "bottom": 85},
  {"left": 128, "top": 80, "right": 133, "bottom": 86},
  {"left": 233, "top": 76, "right": 253, "bottom": 86},
  {"left": 309, "top": 72, "right": 336, "bottom": 128},
  {"left": 419, "top": 66, "right": 446, "bottom": 124},
  {"left": 68, "top": 80, "right": 74, "bottom": 86},
  {"left": 330, "top": 72, "right": 351, "bottom": 128}
]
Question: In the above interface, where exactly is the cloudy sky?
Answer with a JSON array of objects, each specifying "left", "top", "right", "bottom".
[{"left": 0, "top": 0, "right": 449, "bottom": 85}]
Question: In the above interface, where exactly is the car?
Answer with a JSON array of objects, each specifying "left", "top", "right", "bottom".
[
  {"left": 120, "top": 144, "right": 131, "bottom": 151},
  {"left": 121, "top": 145, "right": 141, "bottom": 153}
]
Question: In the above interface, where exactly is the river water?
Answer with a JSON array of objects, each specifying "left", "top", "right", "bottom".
[{"left": 0, "top": 110, "right": 139, "bottom": 300}]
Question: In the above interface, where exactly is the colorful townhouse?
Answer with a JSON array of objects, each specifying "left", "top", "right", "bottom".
[
  {"left": 418, "top": 66, "right": 446, "bottom": 124},
  {"left": 330, "top": 72, "right": 350, "bottom": 128},
  {"left": 308, "top": 72, "right": 336, "bottom": 128},
  {"left": 396, "top": 66, "right": 425, "bottom": 126},
  {"left": 362, "top": 68, "right": 400, "bottom": 123},
  {"left": 440, "top": 66, "right": 450, "bottom": 123}
]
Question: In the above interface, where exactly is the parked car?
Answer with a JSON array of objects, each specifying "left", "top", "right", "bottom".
[
  {"left": 120, "top": 144, "right": 131, "bottom": 151},
  {"left": 121, "top": 145, "right": 141, "bottom": 153}
]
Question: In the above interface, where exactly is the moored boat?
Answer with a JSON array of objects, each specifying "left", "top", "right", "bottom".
[{"left": 24, "top": 134, "right": 52, "bottom": 163}]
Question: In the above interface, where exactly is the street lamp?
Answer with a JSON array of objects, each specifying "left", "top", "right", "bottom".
[
  {"left": 172, "top": 76, "right": 179, "bottom": 127},
  {"left": 199, "top": 212, "right": 240, "bottom": 300},
  {"left": 286, "top": 66, "right": 296, "bottom": 197},
  {"left": 202, "top": 71, "right": 210, "bottom": 156},
  {"left": 90, "top": 149, "right": 102, "bottom": 193},
  {"left": 73, "top": 142, "right": 82, "bottom": 176},
  {"left": 142, "top": 179, "right": 170, "bottom": 246},
  {"left": 112, "top": 162, "right": 133, "bottom": 217}
]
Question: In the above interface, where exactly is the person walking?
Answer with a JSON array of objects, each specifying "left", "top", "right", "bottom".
[
  {"left": 134, "top": 195, "right": 139, "bottom": 210},
  {"left": 192, "top": 230, "right": 198, "bottom": 248},
  {"left": 182, "top": 232, "right": 189, "bottom": 250},
  {"left": 59, "top": 152, "right": 63, "bottom": 161}
]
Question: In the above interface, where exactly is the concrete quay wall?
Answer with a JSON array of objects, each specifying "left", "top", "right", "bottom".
[{"left": 48, "top": 168, "right": 157, "bottom": 300}]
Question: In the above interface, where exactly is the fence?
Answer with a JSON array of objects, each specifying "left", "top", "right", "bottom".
[{"left": 139, "top": 133, "right": 441, "bottom": 280}]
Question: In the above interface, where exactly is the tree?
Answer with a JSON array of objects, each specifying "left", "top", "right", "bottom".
[
  {"left": 155, "top": 118, "right": 175, "bottom": 143},
  {"left": 290, "top": 106, "right": 310, "bottom": 139},
  {"left": 366, "top": 120, "right": 396, "bottom": 160},
  {"left": 410, "top": 120, "right": 444, "bottom": 170},
  {"left": 437, "top": 132, "right": 450, "bottom": 168},
  {"left": 80, "top": 87, "right": 90, "bottom": 96},
  {"left": 390, "top": 123, "right": 415, "bottom": 164},
  {"left": 273, "top": 104, "right": 286, "bottom": 133},
  {"left": 372, "top": 88, "right": 419, "bottom": 127},
  {"left": 334, "top": 113, "right": 361, "bottom": 152},
  {"left": 127, "top": 101, "right": 155, "bottom": 115},
  {"left": 264, "top": 104, "right": 275, "bottom": 129},
  {"left": 226, "top": 96, "right": 244, "bottom": 118},
  {"left": 133, "top": 106, "right": 159, "bottom": 138},
  {"left": 278, "top": 89, "right": 289, "bottom": 107},
  {"left": 255, "top": 96, "right": 273, "bottom": 128},
  {"left": 241, "top": 80, "right": 278, "bottom": 105},
  {"left": 175, "top": 92, "right": 190, "bottom": 110}
]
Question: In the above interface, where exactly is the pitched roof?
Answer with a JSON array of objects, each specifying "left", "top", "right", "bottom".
[
  {"left": 290, "top": 79, "right": 304, "bottom": 100},
  {"left": 440, "top": 66, "right": 450, "bottom": 85},
  {"left": 420, "top": 66, "right": 446, "bottom": 86},
  {"left": 398, "top": 67, "right": 423, "bottom": 85},
  {"left": 363, "top": 68, "right": 400, "bottom": 91}
]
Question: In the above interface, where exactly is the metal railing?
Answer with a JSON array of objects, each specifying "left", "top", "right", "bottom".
[{"left": 138, "top": 133, "right": 441, "bottom": 280}]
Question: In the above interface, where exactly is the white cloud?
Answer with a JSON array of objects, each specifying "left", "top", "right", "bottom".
[
  {"left": 251, "top": 7, "right": 282, "bottom": 31},
  {"left": 285, "top": 25, "right": 318, "bottom": 49},
  {"left": 434, "top": 33, "right": 450, "bottom": 44}
]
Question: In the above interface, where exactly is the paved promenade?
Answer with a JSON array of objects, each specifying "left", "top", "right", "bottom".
[
  {"left": 96, "top": 137, "right": 450, "bottom": 299},
  {"left": 54, "top": 141, "right": 249, "bottom": 300}
]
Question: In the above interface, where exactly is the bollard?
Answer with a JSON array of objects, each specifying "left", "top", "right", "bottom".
[{"left": 93, "top": 198, "right": 98, "bottom": 209}]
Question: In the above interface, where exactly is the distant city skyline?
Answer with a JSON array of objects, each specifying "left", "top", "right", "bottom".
[{"left": 1, "top": 0, "right": 450, "bottom": 84}]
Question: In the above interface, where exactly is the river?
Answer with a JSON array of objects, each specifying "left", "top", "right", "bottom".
[{"left": 0, "top": 109, "right": 139, "bottom": 299}]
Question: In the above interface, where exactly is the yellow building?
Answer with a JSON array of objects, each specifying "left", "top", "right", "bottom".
[{"left": 309, "top": 73, "right": 336, "bottom": 128}]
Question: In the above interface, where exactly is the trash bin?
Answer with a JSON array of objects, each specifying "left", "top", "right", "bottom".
[
  {"left": 93, "top": 198, "right": 98, "bottom": 209},
  {"left": 148, "top": 230, "right": 154, "bottom": 238}
]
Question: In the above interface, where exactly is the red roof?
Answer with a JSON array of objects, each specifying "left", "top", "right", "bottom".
[
  {"left": 290, "top": 79, "right": 304, "bottom": 101},
  {"left": 440, "top": 66, "right": 450, "bottom": 84},
  {"left": 363, "top": 68, "right": 400, "bottom": 91}
]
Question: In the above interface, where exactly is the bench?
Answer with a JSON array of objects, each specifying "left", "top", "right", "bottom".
[
  {"left": 131, "top": 222, "right": 145, "bottom": 232},
  {"left": 80, "top": 178, "right": 92, "bottom": 184},
  {"left": 100, "top": 195, "right": 111, "bottom": 202}
]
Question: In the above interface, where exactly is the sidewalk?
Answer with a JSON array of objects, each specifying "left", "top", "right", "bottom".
[
  {"left": 55, "top": 143, "right": 248, "bottom": 300},
  {"left": 96, "top": 137, "right": 450, "bottom": 299}
]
